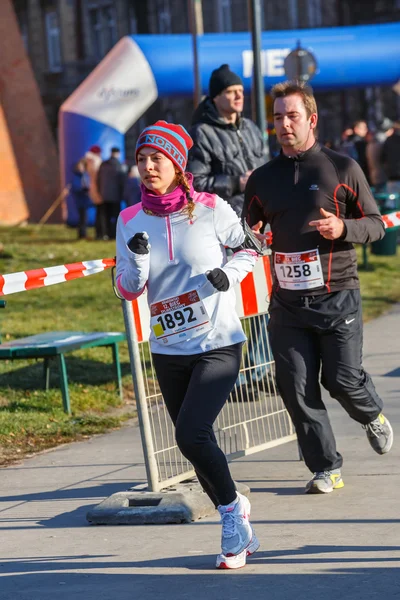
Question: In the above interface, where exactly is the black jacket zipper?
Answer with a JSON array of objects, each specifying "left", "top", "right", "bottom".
[
  {"left": 237, "top": 129, "right": 253, "bottom": 170},
  {"left": 294, "top": 161, "right": 299, "bottom": 184}
]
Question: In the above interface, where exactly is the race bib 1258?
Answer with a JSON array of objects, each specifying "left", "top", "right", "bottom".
[{"left": 274, "top": 249, "right": 324, "bottom": 290}]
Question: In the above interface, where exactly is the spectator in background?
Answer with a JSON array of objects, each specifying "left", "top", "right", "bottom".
[
  {"left": 323, "top": 140, "right": 336, "bottom": 151},
  {"left": 71, "top": 158, "right": 92, "bottom": 240},
  {"left": 123, "top": 164, "right": 141, "bottom": 207},
  {"left": 381, "top": 120, "right": 400, "bottom": 196},
  {"left": 84, "top": 145, "right": 104, "bottom": 240},
  {"left": 366, "top": 118, "right": 394, "bottom": 193},
  {"left": 85, "top": 145, "right": 103, "bottom": 205},
  {"left": 339, "top": 127, "right": 358, "bottom": 160},
  {"left": 97, "top": 147, "right": 126, "bottom": 239},
  {"left": 352, "top": 120, "right": 370, "bottom": 182},
  {"left": 188, "top": 63, "right": 266, "bottom": 216},
  {"left": 188, "top": 64, "right": 270, "bottom": 401}
]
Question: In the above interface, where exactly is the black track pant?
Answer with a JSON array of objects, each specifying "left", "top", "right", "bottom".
[
  {"left": 268, "top": 289, "right": 383, "bottom": 473},
  {"left": 152, "top": 343, "right": 243, "bottom": 507}
]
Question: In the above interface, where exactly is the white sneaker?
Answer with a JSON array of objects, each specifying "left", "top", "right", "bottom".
[
  {"left": 216, "top": 547, "right": 247, "bottom": 569},
  {"left": 215, "top": 492, "right": 257, "bottom": 569},
  {"left": 215, "top": 529, "right": 260, "bottom": 569},
  {"left": 246, "top": 527, "right": 260, "bottom": 557}
]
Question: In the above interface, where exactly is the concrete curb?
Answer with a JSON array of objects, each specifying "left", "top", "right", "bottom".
[{"left": 86, "top": 481, "right": 250, "bottom": 525}]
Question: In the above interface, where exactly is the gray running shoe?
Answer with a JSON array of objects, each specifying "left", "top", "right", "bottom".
[
  {"left": 216, "top": 492, "right": 253, "bottom": 569},
  {"left": 363, "top": 413, "right": 393, "bottom": 454},
  {"left": 246, "top": 527, "right": 260, "bottom": 557},
  {"left": 305, "top": 469, "right": 344, "bottom": 494}
]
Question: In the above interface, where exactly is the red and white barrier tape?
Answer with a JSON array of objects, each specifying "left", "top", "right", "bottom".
[
  {"left": 0, "top": 258, "right": 115, "bottom": 297},
  {"left": 0, "top": 211, "right": 397, "bottom": 299},
  {"left": 382, "top": 210, "right": 400, "bottom": 229}
]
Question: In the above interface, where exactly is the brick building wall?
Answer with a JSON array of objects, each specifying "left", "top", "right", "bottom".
[
  {"left": 1, "top": 0, "right": 60, "bottom": 223},
  {"left": 11, "top": 0, "right": 400, "bottom": 161}
]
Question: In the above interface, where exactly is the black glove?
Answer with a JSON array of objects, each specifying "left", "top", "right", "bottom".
[
  {"left": 206, "top": 268, "right": 230, "bottom": 292},
  {"left": 128, "top": 232, "right": 150, "bottom": 255}
]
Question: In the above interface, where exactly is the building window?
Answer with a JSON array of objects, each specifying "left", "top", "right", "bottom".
[
  {"left": 45, "top": 11, "right": 62, "bottom": 72},
  {"left": 308, "top": 0, "right": 322, "bottom": 27},
  {"left": 89, "top": 4, "right": 117, "bottom": 59},
  {"left": 128, "top": 2, "right": 138, "bottom": 34},
  {"left": 17, "top": 16, "right": 29, "bottom": 51},
  {"left": 217, "top": 0, "right": 232, "bottom": 32},
  {"left": 20, "top": 22, "right": 29, "bottom": 50},
  {"left": 264, "top": 2, "right": 287, "bottom": 30},
  {"left": 157, "top": 0, "right": 171, "bottom": 33},
  {"left": 14, "top": 0, "right": 29, "bottom": 51},
  {"left": 288, "top": 0, "right": 299, "bottom": 28}
]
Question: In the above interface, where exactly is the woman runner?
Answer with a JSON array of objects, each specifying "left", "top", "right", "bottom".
[{"left": 116, "top": 121, "right": 260, "bottom": 569}]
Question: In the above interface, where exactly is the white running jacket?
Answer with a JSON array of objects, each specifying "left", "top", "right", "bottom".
[{"left": 116, "top": 191, "right": 257, "bottom": 355}]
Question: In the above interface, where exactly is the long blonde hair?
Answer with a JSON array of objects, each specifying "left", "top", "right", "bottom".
[{"left": 175, "top": 171, "right": 195, "bottom": 222}]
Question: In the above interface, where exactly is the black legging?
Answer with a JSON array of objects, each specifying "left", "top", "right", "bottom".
[{"left": 152, "top": 342, "right": 243, "bottom": 507}]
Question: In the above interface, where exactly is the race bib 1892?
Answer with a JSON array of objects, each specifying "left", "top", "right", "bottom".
[
  {"left": 150, "top": 289, "right": 212, "bottom": 346},
  {"left": 274, "top": 249, "right": 324, "bottom": 290}
]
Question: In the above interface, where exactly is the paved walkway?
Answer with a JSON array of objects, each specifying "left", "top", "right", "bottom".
[{"left": 1, "top": 305, "right": 399, "bottom": 599}]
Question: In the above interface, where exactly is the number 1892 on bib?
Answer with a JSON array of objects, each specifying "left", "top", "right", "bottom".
[{"left": 150, "top": 289, "right": 212, "bottom": 345}]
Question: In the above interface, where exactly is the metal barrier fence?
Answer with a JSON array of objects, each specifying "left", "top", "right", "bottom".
[{"left": 121, "top": 256, "right": 296, "bottom": 492}]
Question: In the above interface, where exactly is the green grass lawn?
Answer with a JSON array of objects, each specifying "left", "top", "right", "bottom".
[
  {"left": 0, "top": 225, "right": 135, "bottom": 465},
  {"left": 0, "top": 224, "right": 398, "bottom": 466}
]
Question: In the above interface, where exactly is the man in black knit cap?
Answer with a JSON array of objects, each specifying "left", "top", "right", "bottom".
[
  {"left": 188, "top": 64, "right": 266, "bottom": 216},
  {"left": 188, "top": 64, "right": 270, "bottom": 401}
]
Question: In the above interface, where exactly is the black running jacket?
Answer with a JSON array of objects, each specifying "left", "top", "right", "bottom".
[{"left": 242, "top": 143, "right": 385, "bottom": 295}]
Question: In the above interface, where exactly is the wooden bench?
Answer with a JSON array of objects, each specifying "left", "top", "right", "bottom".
[{"left": 0, "top": 331, "right": 126, "bottom": 414}]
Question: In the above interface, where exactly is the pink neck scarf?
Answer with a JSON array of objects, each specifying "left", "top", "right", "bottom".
[{"left": 141, "top": 173, "right": 194, "bottom": 215}]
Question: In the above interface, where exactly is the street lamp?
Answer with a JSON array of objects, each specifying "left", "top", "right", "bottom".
[
  {"left": 247, "top": 0, "right": 269, "bottom": 158},
  {"left": 188, "top": 0, "right": 203, "bottom": 108}
]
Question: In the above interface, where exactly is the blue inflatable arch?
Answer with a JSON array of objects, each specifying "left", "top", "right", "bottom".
[{"left": 59, "top": 22, "right": 400, "bottom": 225}]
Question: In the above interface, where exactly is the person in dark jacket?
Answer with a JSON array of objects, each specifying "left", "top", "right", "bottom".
[
  {"left": 381, "top": 120, "right": 400, "bottom": 196},
  {"left": 188, "top": 64, "right": 266, "bottom": 216},
  {"left": 97, "top": 147, "right": 126, "bottom": 239},
  {"left": 243, "top": 81, "right": 393, "bottom": 495},
  {"left": 188, "top": 64, "right": 270, "bottom": 399},
  {"left": 71, "top": 158, "right": 92, "bottom": 240},
  {"left": 123, "top": 164, "right": 141, "bottom": 207},
  {"left": 366, "top": 118, "right": 393, "bottom": 192},
  {"left": 352, "top": 120, "right": 370, "bottom": 183}
]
